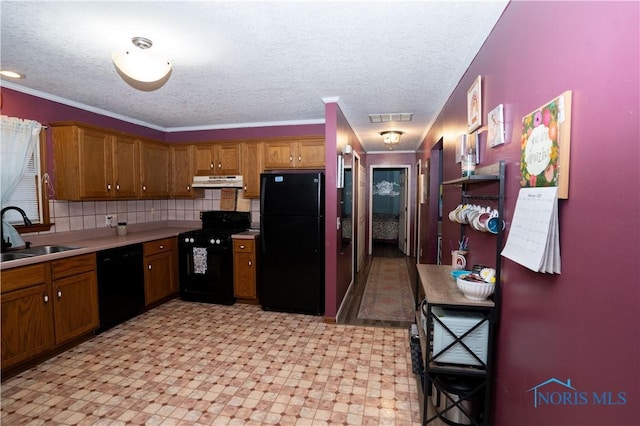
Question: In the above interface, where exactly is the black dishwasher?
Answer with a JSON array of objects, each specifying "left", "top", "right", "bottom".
[{"left": 96, "top": 243, "right": 145, "bottom": 333}]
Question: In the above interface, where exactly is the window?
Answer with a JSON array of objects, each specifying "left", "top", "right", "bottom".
[{"left": 2, "top": 132, "right": 51, "bottom": 230}]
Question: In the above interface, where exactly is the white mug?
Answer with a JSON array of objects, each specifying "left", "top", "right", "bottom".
[{"left": 451, "top": 250, "right": 468, "bottom": 269}]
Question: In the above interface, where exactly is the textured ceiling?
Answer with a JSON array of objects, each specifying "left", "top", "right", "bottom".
[{"left": 0, "top": 1, "right": 508, "bottom": 152}]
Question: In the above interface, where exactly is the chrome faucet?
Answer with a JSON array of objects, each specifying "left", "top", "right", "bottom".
[{"left": 1, "top": 206, "right": 32, "bottom": 252}]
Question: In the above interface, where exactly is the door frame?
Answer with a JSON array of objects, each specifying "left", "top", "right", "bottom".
[{"left": 368, "top": 164, "right": 412, "bottom": 256}]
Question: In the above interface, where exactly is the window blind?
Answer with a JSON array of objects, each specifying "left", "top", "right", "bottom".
[{"left": 3, "top": 150, "right": 42, "bottom": 225}]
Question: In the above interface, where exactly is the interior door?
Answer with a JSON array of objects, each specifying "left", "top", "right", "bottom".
[{"left": 398, "top": 169, "right": 407, "bottom": 254}]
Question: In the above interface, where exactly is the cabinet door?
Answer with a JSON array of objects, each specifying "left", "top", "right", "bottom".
[
  {"left": 52, "top": 271, "right": 99, "bottom": 345},
  {"left": 264, "top": 141, "right": 294, "bottom": 169},
  {"left": 296, "top": 140, "right": 325, "bottom": 168},
  {"left": 78, "top": 126, "right": 113, "bottom": 199},
  {"left": 233, "top": 240, "right": 256, "bottom": 299},
  {"left": 242, "top": 142, "right": 263, "bottom": 198},
  {"left": 140, "top": 141, "right": 170, "bottom": 198},
  {"left": 194, "top": 144, "right": 215, "bottom": 175},
  {"left": 144, "top": 251, "right": 176, "bottom": 305},
  {"left": 112, "top": 134, "right": 139, "bottom": 198},
  {"left": 1, "top": 283, "right": 55, "bottom": 370},
  {"left": 214, "top": 143, "right": 241, "bottom": 175},
  {"left": 170, "top": 144, "right": 197, "bottom": 197}
]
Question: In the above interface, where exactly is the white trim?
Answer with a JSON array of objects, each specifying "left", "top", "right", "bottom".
[
  {"left": 366, "top": 150, "right": 416, "bottom": 155},
  {"left": 1, "top": 81, "right": 325, "bottom": 132}
]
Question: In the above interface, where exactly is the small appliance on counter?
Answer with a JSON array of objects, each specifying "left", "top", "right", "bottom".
[{"left": 178, "top": 211, "right": 250, "bottom": 305}]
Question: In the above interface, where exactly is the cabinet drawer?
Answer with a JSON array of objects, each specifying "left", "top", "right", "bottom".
[
  {"left": 1, "top": 264, "right": 48, "bottom": 293},
  {"left": 144, "top": 238, "right": 175, "bottom": 257},
  {"left": 233, "top": 239, "right": 254, "bottom": 254},
  {"left": 51, "top": 254, "right": 96, "bottom": 280}
]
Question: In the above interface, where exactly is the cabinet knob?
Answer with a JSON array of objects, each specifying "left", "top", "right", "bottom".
[
  {"left": 142, "top": 185, "right": 147, "bottom": 191},
  {"left": 239, "top": 245, "right": 245, "bottom": 249},
  {"left": 218, "top": 162, "right": 222, "bottom": 169},
  {"left": 244, "top": 184, "right": 247, "bottom": 191},
  {"left": 187, "top": 185, "right": 191, "bottom": 191},
  {"left": 289, "top": 155, "right": 293, "bottom": 162},
  {"left": 148, "top": 264, "right": 152, "bottom": 270},
  {"left": 298, "top": 155, "right": 302, "bottom": 162},
  {"left": 57, "top": 289, "right": 62, "bottom": 299},
  {"left": 210, "top": 162, "right": 214, "bottom": 169},
  {"left": 159, "top": 245, "right": 164, "bottom": 249},
  {"left": 248, "top": 260, "right": 252, "bottom": 267},
  {"left": 107, "top": 183, "right": 112, "bottom": 191},
  {"left": 43, "top": 294, "right": 49, "bottom": 303},
  {"left": 116, "top": 183, "right": 120, "bottom": 191}
]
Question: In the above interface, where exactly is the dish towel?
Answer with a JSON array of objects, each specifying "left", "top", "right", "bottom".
[{"left": 193, "top": 247, "right": 207, "bottom": 274}]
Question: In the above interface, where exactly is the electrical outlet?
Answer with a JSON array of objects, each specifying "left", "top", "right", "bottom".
[{"left": 106, "top": 215, "right": 113, "bottom": 227}]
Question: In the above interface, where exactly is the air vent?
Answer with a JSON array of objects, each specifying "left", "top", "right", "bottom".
[{"left": 368, "top": 113, "right": 413, "bottom": 123}]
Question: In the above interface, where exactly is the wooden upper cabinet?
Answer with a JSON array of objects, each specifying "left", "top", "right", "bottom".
[
  {"left": 242, "top": 142, "right": 263, "bottom": 198},
  {"left": 51, "top": 123, "right": 139, "bottom": 200},
  {"left": 263, "top": 138, "right": 325, "bottom": 169},
  {"left": 194, "top": 142, "right": 241, "bottom": 175},
  {"left": 140, "top": 140, "right": 170, "bottom": 198},
  {"left": 170, "top": 144, "right": 203, "bottom": 198},
  {"left": 112, "top": 134, "right": 140, "bottom": 198}
]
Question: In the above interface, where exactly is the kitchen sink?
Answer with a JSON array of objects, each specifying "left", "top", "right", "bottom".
[
  {"left": 1, "top": 245, "right": 80, "bottom": 262},
  {"left": 1, "top": 252, "right": 35, "bottom": 262},
  {"left": 18, "top": 245, "right": 80, "bottom": 256}
]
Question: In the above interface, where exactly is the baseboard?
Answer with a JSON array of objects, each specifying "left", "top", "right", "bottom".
[{"left": 335, "top": 277, "right": 355, "bottom": 324}]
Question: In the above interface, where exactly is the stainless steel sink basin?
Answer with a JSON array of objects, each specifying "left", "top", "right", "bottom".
[
  {"left": 1, "top": 252, "right": 35, "bottom": 262},
  {"left": 1, "top": 245, "right": 80, "bottom": 262},
  {"left": 18, "top": 245, "right": 79, "bottom": 256}
]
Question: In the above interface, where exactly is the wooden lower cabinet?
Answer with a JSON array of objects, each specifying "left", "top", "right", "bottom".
[
  {"left": 1, "top": 254, "right": 98, "bottom": 372},
  {"left": 144, "top": 238, "right": 178, "bottom": 306},
  {"left": 233, "top": 237, "right": 259, "bottom": 302}
]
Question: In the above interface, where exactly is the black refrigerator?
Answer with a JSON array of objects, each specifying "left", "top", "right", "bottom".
[{"left": 259, "top": 172, "right": 325, "bottom": 315}]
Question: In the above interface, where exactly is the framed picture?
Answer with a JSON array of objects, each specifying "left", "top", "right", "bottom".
[
  {"left": 487, "top": 104, "right": 505, "bottom": 147},
  {"left": 467, "top": 75, "right": 482, "bottom": 132},
  {"left": 520, "top": 90, "right": 572, "bottom": 199},
  {"left": 462, "top": 131, "right": 480, "bottom": 164}
]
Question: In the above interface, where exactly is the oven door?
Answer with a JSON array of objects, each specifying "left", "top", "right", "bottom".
[{"left": 178, "top": 232, "right": 235, "bottom": 305}]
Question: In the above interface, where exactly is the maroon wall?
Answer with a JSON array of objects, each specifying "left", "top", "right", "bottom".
[{"left": 418, "top": 2, "right": 639, "bottom": 424}]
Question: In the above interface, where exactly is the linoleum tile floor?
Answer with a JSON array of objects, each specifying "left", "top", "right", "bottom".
[{"left": 1, "top": 300, "right": 420, "bottom": 425}]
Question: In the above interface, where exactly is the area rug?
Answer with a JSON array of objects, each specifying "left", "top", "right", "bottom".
[{"left": 357, "top": 257, "right": 415, "bottom": 322}]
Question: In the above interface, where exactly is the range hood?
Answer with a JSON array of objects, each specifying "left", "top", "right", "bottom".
[{"left": 192, "top": 175, "right": 243, "bottom": 188}]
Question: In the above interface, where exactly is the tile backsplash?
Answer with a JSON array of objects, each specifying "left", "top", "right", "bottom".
[{"left": 45, "top": 189, "right": 260, "bottom": 235}]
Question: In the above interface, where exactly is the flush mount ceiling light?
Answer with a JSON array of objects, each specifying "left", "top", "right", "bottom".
[
  {"left": 0, "top": 70, "right": 25, "bottom": 79},
  {"left": 112, "top": 37, "right": 172, "bottom": 91},
  {"left": 380, "top": 130, "right": 403, "bottom": 147}
]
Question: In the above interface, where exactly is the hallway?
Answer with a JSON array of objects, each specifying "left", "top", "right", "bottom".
[{"left": 339, "top": 242, "right": 417, "bottom": 328}]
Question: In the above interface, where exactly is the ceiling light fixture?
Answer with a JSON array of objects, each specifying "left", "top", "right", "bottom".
[
  {"left": 0, "top": 70, "right": 25, "bottom": 79},
  {"left": 380, "top": 130, "right": 403, "bottom": 147},
  {"left": 112, "top": 37, "right": 172, "bottom": 91}
]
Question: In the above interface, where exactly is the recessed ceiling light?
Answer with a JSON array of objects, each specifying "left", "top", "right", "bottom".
[
  {"left": 0, "top": 70, "right": 25, "bottom": 79},
  {"left": 368, "top": 113, "right": 413, "bottom": 123}
]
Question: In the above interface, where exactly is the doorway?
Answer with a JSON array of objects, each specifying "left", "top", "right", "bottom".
[{"left": 368, "top": 165, "right": 411, "bottom": 257}]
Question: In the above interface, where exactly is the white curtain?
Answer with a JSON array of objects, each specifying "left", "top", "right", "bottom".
[{"left": 1, "top": 115, "right": 42, "bottom": 248}]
